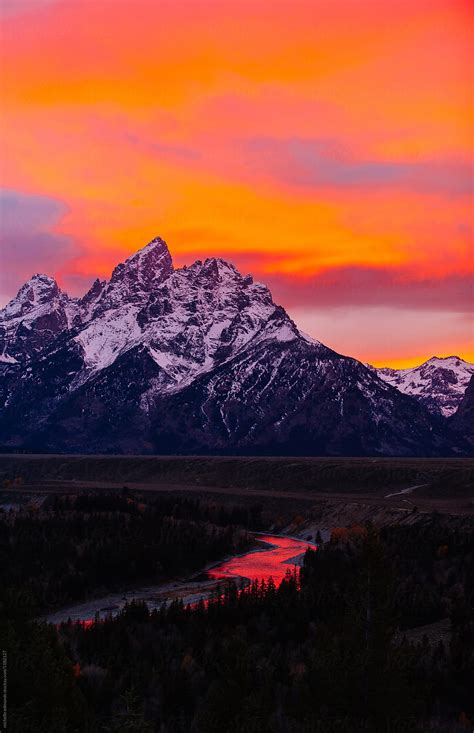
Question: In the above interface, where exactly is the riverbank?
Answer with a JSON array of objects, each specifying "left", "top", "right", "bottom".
[{"left": 42, "top": 534, "right": 317, "bottom": 625}]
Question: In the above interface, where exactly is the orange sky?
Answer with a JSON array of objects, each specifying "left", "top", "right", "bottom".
[{"left": 0, "top": 0, "right": 472, "bottom": 367}]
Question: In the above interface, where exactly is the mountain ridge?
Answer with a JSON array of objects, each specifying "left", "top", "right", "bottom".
[{"left": 0, "top": 236, "right": 471, "bottom": 456}]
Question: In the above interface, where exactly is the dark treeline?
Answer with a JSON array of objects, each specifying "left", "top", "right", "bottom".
[
  {"left": 0, "top": 493, "right": 262, "bottom": 613},
  {"left": 2, "top": 517, "right": 473, "bottom": 732}
]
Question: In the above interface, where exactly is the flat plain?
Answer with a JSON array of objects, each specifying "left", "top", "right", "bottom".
[{"left": 1, "top": 454, "right": 473, "bottom": 519}]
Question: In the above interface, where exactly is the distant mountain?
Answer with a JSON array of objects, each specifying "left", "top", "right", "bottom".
[
  {"left": 0, "top": 237, "right": 469, "bottom": 456},
  {"left": 372, "top": 356, "right": 474, "bottom": 417},
  {"left": 0, "top": 273, "right": 75, "bottom": 364}
]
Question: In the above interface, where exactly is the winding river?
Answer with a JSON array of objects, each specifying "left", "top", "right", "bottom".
[
  {"left": 209, "top": 534, "right": 316, "bottom": 586},
  {"left": 44, "top": 534, "right": 317, "bottom": 625}
]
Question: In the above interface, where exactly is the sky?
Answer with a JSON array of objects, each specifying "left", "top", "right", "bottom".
[{"left": 0, "top": 0, "right": 472, "bottom": 368}]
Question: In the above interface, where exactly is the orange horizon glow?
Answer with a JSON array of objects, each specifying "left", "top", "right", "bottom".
[
  {"left": 0, "top": 0, "right": 472, "bottom": 367},
  {"left": 366, "top": 352, "right": 474, "bottom": 371}
]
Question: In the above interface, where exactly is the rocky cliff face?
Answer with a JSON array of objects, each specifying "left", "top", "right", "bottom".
[
  {"left": 0, "top": 237, "right": 470, "bottom": 455},
  {"left": 0, "top": 274, "right": 76, "bottom": 364}
]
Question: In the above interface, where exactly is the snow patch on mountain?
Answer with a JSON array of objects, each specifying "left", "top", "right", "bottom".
[
  {"left": 0, "top": 353, "right": 18, "bottom": 364},
  {"left": 75, "top": 304, "right": 143, "bottom": 371}
]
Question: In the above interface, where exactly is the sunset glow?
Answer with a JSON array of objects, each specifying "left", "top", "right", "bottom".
[
  {"left": 209, "top": 535, "right": 317, "bottom": 588},
  {"left": 0, "top": 0, "right": 472, "bottom": 366}
]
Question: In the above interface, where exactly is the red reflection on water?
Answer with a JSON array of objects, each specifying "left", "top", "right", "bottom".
[
  {"left": 55, "top": 535, "right": 316, "bottom": 627},
  {"left": 208, "top": 535, "right": 317, "bottom": 587}
]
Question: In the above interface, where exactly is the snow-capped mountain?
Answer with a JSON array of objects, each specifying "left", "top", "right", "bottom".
[
  {"left": 0, "top": 272, "right": 88, "bottom": 365},
  {"left": 74, "top": 242, "right": 297, "bottom": 388},
  {"left": 373, "top": 356, "right": 474, "bottom": 417},
  {"left": 0, "top": 237, "right": 470, "bottom": 455}
]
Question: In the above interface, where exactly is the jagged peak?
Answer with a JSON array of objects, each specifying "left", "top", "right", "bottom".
[
  {"left": 21, "top": 273, "right": 60, "bottom": 293},
  {"left": 127, "top": 235, "right": 171, "bottom": 262},
  {"left": 0, "top": 272, "right": 71, "bottom": 326},
  {"left": 3, "top": 273, "right": 61, "bottom": 310},
  {"left": 109, "top": 236, "right": 173, "bottom": 288},
  {"left": 184, "top": 257, "right": 261, "bottom": 292},
  {"left": 28, "top": 273, "right": 56, "bottom": 284},
  {"left": 425, "top": 355, "right": 466, "bottom": 365},
  {"left": 194, "top": 256, "right": 240, "bottom": 278},
  {"left": 79, "top": 277, "right": 106, "bottom": 306},
  {"left": 117, "top": 235, "right": 171, "bottom": 267},
  {"left": 203, "top": 256, "right": 237, "bottom": 269}
]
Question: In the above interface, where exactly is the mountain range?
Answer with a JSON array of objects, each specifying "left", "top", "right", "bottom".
[{"left": 0, "top": 236, "right": 472, "bottom": 456}]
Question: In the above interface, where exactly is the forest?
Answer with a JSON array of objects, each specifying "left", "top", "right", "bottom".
[
  {"left": 0, "top": 492, "right": 261, "bottom": 613},
  {"left": 1, "top": 494, "right": 473, "bottom": 732}
]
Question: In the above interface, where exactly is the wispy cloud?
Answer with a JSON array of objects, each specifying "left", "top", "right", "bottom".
[
  {"left": 124, "top": 133, "right": 201, "bottom": 162},
  {"left": 0, "top": 0, "right": 57, "bottom": 18},
  {"left": 264, "top": 266, "right": 474, "bottom": 313},
  {"left": 0, "top": 189, "right": 79, "bottom": 304},
  {"left": 243, "top": 137, "right": 473, "bottom": 196}
]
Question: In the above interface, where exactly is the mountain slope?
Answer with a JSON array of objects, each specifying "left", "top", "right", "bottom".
[
  {"left": 0, "top": 236, "right": 469, "bottom": 456},
  {"left": 0, "top": 324, "right": 460, "bottom": 456},
  {"left": 374, "top": 356, "right": 474, "bottom": 417},
  {"left": 145, "top": 339, "right": 456, "bottom": 457},
  {"left": 449, "top": 375, "right": 474, "bottom": 447}
]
